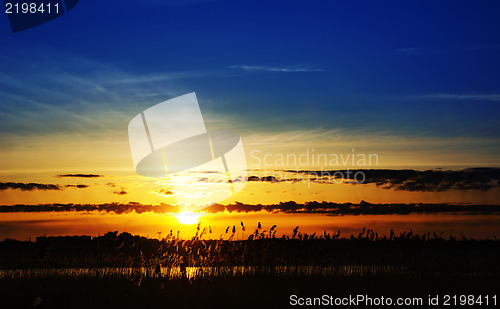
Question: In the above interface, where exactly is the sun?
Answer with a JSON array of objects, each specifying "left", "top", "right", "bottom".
[{"left": 175, "top": 211, "right": 201, "bottom": 225}]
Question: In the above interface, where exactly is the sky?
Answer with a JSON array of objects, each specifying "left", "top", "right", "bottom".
[{"left": 0, "top": 0, "right": 499, "bottom": 238}]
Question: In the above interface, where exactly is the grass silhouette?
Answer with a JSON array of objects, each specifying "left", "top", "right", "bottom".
[{"left": 0, "top": 224, "right": 498, "bottom": 308}]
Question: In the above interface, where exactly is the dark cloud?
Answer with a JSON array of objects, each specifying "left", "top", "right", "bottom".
[
  {"left": 203, "top": 201, "right": 500, "bottom": 215},
  {"left": 247, "top": 175, "right": 303, "bottom": 183},
  {"left": 248, "top": 176, "right": 279, "bottom": 182},
  {"left": 113, "top": 188, "right": 128, "bottom": 195},
  {"left": 57, "top": 174, "right": 104, "bottom": 178},
  {"left": 157, "top": 189, "right": 174, "bottom": 196},
  {"left": 249, "top": 168, "right": 500, "bottom": 192},
  {"left": 0, "top": 182, "right": 91, "bottom": 191},
  {"left": 65, "top": 185, "right": 89, "bottom": 189},
  {"left": 0, "top": 203, "right": 179, "bottom": 214},
  {"left": 0, "top": 201, "right": 498, "bottom": 216},
  {"left": 0, "top": 182, "right": 61, "bottom": 191},
  {"left": 355, "top": 168, "right": 500, "bottom": 192}
]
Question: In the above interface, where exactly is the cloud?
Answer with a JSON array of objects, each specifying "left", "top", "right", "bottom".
[
  {"left": 104, "top": 71, "right": 207, "bottom": 84},
  {"left": 0, "top": 182, "right": 91, "bottom": 191},
  {"left": 229, "top": 65, "right": 323, "bottom": 73},
  {"left": 65, "top": 184, "right": 89, "bottom": 189},
  {"left": 113, "top": 188, "right": 128, "bottom": 195},
  {"left": 350, "top": 168, "right": 500, "bottom": 192},
  {"left": 1, "top": 201, "right": 498, "bottom": 216},
  {"left": 368, "top": 168, "right": 500, "bottom": 192},
  {"left": 202, "top": 201, "right": 500, "bottom": 215},
  {"left": 248, "top": 176, "right": 279, "bottom": 182},
  {"left": 248, "top": 168, "right": 500, "bottom": 192},
  {"left": 157, "top": 189, "right": 174, "bottom": 196},
  {"left": 57, "top": 174, "right": 104, "bottom": 178},
  {"left": 0, "top": 182, "right": 61, "bottom": 191},
  {"left": 0, "top": 203, "right": 179, "bottom": 214},
  {"left": 0, "top": 51, "right": 200, "bottom": 141}
]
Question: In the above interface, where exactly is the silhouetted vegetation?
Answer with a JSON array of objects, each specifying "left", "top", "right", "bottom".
[{"left": 1, "top": 225, "right": 498, "bottom": 308}]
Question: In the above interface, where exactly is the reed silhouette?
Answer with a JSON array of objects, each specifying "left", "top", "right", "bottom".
[{"left": 0, "top": 224, "right": 498, "bottom": 308}]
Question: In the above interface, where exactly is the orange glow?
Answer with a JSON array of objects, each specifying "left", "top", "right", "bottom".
[{"left": 2, "top": 211, "right": 499, "bottom": 241}]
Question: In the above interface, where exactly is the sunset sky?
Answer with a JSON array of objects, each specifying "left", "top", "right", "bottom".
[{"left": 1, "top": 1, "right": 499, "bottom": 240}]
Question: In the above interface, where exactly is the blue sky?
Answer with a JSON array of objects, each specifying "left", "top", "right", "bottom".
[{"left": 0, "top": 0, "right": 499, "bottom": 169}]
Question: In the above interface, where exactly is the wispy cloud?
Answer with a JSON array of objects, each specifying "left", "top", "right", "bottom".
[
  {"left": 104, "top": 71, "right": 207, "bottom": 84},
  {"left": 0, "top": 52, "right": 199, "bottom": 139},
  {"left": 229, "top": 64, "right": 323, "bottom": 73}
]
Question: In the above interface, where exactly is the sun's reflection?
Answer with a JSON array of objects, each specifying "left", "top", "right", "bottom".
[{"left": 175, "top": 211, "right": 202, "bottom": 225}]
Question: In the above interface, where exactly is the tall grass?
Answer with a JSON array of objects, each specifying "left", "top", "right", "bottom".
[
  {"left": 1, "top": 224, "right": 498, "bottom": 274},
  {"left": 1, "top": 224, "right": 498, "bottom": 308}
]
